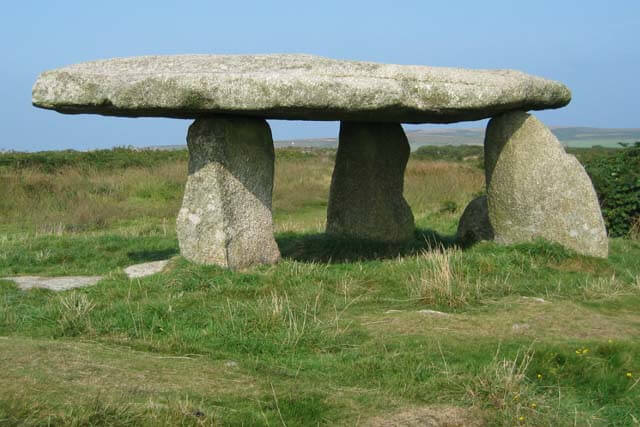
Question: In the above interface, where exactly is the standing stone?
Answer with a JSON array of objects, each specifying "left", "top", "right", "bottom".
[
  {"left": 326, "top": 122, "right": 415, "bottom": 242},
  {"left": 456, "top": 195, "right": 494, "bottom": 246},
  {"left": 177, "top": 117, "right": 280, "bottom": 269},
  {"left": 484, "top": 111, "right": 608, "bottom": 257}
]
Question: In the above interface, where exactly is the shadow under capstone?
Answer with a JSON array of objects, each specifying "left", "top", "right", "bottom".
[{"left": 276, "top": 228, "right": 458, "bottom": 264}]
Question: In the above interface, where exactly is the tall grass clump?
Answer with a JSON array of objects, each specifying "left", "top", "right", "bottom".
[
  {"left": 467, "top": 348, "right": 537, "bottom": 423},
  {"left": 56, "top": 292, "right": 96, "bottom": 336},
  {"left": 464, "top": 347, "right": 597, "bottom": 425},
  {"left": 407, "top": 247, "right": 473, "bottom": 308},
  {"left": 629, "top": 215, "right": 640, "bottom": 240}
]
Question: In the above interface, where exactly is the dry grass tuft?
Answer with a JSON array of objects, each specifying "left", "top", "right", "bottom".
[
  {"left": 407, "top": 248, "right": 471, "bottom": 308},
  {"left": 630, "top": 216, "right": 640, "bottom": 240},
  {"left": 57, "top": 292, "right": 96, "bottom": 335},
  {"left": 464, "top": 346, "right": 555, "bottom": 425},
  {"left": 582, "top": 274, "right": 640, "bottom": 300},
  {"left": 468, "top": 347, "right": 533, "bottom": 409}
]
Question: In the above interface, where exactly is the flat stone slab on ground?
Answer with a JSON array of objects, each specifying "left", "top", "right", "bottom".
[
  {"left": 417, "top": 309, "right": 451, "bottom": 317},
  {"left": 123, "top": 260, "right": 170, "bottom": 279},
  {"left": 1, "top": 276, "right": 103, "bottom": 291},
  {"left": 32, "top": 54, "right": 570, "bottom": 123}
]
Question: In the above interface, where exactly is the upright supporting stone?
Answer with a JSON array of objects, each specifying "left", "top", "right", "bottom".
[
  {"left": 177, "top": 116, "right": 280, "bottom": 269},
  {"left": 326, "top": 122, "right": 415, "bottom": 242},
  {"left": 456, "top": 195, "right": 494, "bottom": 246},
  {"left": 484, "top": 111, "right": 608, "bottom": 257}
]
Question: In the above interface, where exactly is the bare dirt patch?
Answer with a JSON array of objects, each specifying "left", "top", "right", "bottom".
[{"left": 364, "top": 405, "right": 485, "bottom": 427}]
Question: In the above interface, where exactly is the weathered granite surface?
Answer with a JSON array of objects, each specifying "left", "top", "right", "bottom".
[
  {"left": 123, "top": 260, "right": 169, "bottom": 279},
  {"left": 2, "top": 276, "right": 103, "bottom": 291},
  {"left": 176, "top": 117, "right": 280, "bottom": 269},
  {"left": 326, "top": 122, "right": 415, "bottom": 242},
  {"left": 485, "top": 111, "right": 608, "bottom": 258},
  {"left": 32, "top": 54, "right": 571, "bottom": 123}
]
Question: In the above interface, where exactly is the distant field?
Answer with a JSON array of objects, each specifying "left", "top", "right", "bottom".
[
  {"left": 274, "top": 126, "right": 640, "bottom": 151},
  {"left": 3, "top": 127, "right": 637, "bottom": 154},
  {"left": 560, "top": 139, "right": 637, "bottom": 148}
]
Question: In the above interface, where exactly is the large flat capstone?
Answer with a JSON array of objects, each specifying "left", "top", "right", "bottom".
[{"left": 32, "top": 54, "right": 571, "bottom": 123}]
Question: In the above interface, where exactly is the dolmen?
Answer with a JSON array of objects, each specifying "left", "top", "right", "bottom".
[{"left": 32, "top": 54, "right": 608, "bottom": 269}]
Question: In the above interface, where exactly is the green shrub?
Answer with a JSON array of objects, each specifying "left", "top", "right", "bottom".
[{"left": 582, "top": 142, "right": 640, "bottom": 237}]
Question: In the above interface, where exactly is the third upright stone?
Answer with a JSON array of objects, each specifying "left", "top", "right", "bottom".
[{"left": 484, "top": 111, "right": 608, "bottom": 257}]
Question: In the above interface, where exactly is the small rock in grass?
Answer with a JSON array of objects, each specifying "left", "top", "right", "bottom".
[
  {"left": 511, "top": 323, "right": 531, "bottom": 332},
  {"left": 384, "top": 309, "right": 405, "bottom": 314},
  {"left": 521, "top": 296, "right": 547, "bottom": 303},
  {"left": 124, "top": 260, "right": 170, "bottom": 279},
  {"left": 417, "top": 309, "right": 450, "bottom": 317}
]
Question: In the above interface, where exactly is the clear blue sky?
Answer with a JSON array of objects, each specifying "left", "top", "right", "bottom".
[{"left": 1, "top": 1, "right": 638, "bottom": 151}]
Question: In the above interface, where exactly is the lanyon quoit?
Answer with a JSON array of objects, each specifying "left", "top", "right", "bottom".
[{"left": 32, "top": 54, "right": 608, "bottom": 269}]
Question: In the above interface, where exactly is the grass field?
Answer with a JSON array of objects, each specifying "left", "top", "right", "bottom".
[{"left": 1, "top": 147, "right": 639, "bottom": 425}]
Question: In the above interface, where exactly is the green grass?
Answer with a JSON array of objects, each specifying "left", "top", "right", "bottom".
[{"left": 1, "top": 147, "right": 639, "bottom": 425}]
